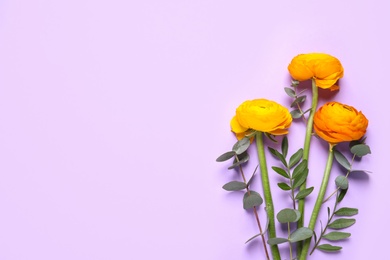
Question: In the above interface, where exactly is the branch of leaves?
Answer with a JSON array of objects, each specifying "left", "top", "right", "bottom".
[
  {"left": 268, "top": 137, "right": 313, "bottom": 205},
  {"left": 331, "top": 139, "right": 372, "bottom": 193},
  {"left": 268, "top": 208, "right": 313, "bottom": 255},
  {"left": 284, "top": 80, "right": 310, "bottom": 119},
  {"left": 311, "top": 190, "right": 358, "bottom": 253},
  {"left": 216, "top": 137, "right": 251, "bottom": 170}
]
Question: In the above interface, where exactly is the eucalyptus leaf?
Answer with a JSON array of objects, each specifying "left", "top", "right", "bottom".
[
  {"left": 277, "top": 208, "right": 299, "bottom": 223},
  {"left": 284, "top": 87, "right": 296, "bottom": 98},
  {"left": 222, "top": 181, "right": 247, "bottom": 191},
  {"left": 245, "top": 233, "right": 261, "bottom": 244},
  {"left": 290, "top": 95, "right": 306, "bottom": 107},
  {"left": 243, "top": 191, "right": 263, "bottom": 209},
  {"left": 267, "top": 237, "right": 289, "bottom": 245},
  {"left": 328, "top": 218, "right": 356, "bottom": 229},
  {"left": 268, "top": 147, "right": 287, "bottom": 167},
  {"left": 350, "top": 144, "right": 371, "bottom": 157},
  {"left": 290, "top": 109, "right": 302, "bottom": 119},
  {"left": 317, "top": 244, "right": 342, "bottom": 252},
  {"left": 278, "top": 182, "right": 291, "bottom": 191},
  {"left": 272, "top": 166, "right": 289, "bottom": 178},
  {"left": 282, "top": 136, "right": 288, "bottom": 158},
  {"left": 335, "top": 176, "right": 349, "bottom": 190},
  {"left": 216, "top": 151, "right": 236, "bottom": 162},
  {"left": 289, "top": 149, "right": 303, "bottom": 168},
  {"left": 333, "top": 150, "right": 351, "bottom": 171},
  {"left": 295, "top": 187, "right": 314, "bottom": 200},
  {"left": 228, "top": 152, "right": 249, "bottom": 169},
  {"left": 232, "top": 137, "right": 251, "bottom": 155},
  {"left": 289, "top": 227, "right": 313, "bottom": 242},
  {"left": 246, "top": 166, "right": 258, "bottom": 188},
  {"left": 323, "top": 231, "right": 351, "bottom": 241},
  {"left": 291, "top": 80, "right": 299, "bottom": 86},
  {"left": 334, "top": 207, "right": 358, "bottom": 216}
]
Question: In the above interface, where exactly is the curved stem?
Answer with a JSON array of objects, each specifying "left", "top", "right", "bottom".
[
  {"left": 297, "top": 79, "right": 318, "bottom": 255},
  {"left": 299, "top": 144, "right": 335, "bottom": 260},
  {"left": 256, "top": 132, "right": 281, "bottom": 260}
]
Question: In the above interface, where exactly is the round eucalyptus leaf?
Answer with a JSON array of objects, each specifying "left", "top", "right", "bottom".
[
  {"left": 350, "top": 144, "right": 371, "bottom": 157},
  {"left": 277, "top": 208, "right": 298, "bottom": 223},
  {"left": 335, "top": 176, "right": 349, "bottom": 190},
  {"left": 289, "top": 227, "right": 313, "bottom": 243},
  {"left": 232, "top": 137, "right": 251, "bottom": 155},
  {"left": 243, "top": 191, "right": 263, "bottom": 210},
  {"left": 290, "top": 109, "right": 302, "bottom": 119}
]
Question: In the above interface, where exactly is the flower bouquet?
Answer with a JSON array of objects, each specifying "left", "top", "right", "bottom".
[{"left": 216, "top": 53, "right": 371, "bottom": 260}]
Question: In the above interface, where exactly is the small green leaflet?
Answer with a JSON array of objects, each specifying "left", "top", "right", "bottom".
[{"left": 317, "top": 244, "right": 342, "bottom": 252}]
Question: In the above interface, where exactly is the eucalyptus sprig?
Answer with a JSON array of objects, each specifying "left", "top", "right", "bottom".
[
  {"left": 285, "top": 80, "right": 310, "bottom": 121},
  {"left": 216, "top": 137, "right": 271, "bottom": 260},
  {"left": 310, "top": 189, "right": 358, "bottom": 254},
  {"left": 269, "top": 136, "right": 313, "bottom": 209},
  {"left": 268, "top": 208, "right": 313, "bottom": 260}
]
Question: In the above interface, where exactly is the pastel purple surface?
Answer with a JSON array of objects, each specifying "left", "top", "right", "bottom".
[{"left": 0, "top": 1, "right": 389, "bottom": 259}]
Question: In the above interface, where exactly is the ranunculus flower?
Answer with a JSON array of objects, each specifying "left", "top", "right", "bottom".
[
  {"left": 314, "top": 102, "right": 368, "bottom": 144},
  {"left": 231, "top": 99, "right": 292, "bottom": 136},
  {"left": 288, "top": 53, "right": 344, "bottom": 91}
]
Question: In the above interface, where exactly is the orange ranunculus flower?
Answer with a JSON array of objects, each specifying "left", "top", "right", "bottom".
[
  {"left": 288, "top": 53, "right": 344, "bottom": 91},
  {"left": 314, "top": 102, "right": 368, "bottom": 144},
  {"left": 231, "top": 99, "right": 292, "bottom": 137}
]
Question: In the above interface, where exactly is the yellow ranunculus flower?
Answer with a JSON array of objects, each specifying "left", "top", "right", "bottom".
[
  {"left": 288, "top": 53, "right": 344, "bottom": 91},
  {"left": 231, "top": 99, "right": 292, "bottom": 136},
  {"left": 314, "top": 102, "right": 368, "bottom": 144}
]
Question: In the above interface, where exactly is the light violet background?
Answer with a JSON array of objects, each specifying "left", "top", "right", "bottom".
[{"left": 0, "top": 1, "right": 388, "bottom": 259}]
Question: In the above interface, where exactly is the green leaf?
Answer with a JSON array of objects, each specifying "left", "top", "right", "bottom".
[
  {"left": 272, "top": 166, "right": 289, "bottom": 178},
  {"left": 289, "top": 227, "right": 313, "bottom": 242},
  {"left": 291, "top": 95, "right": 306, "bottom": 107},
  {"left": 228, "top": 152, "right": 249, "bottom": 169},
  {"left": 334, "top": 207, "right": 358, "bottom": 216},
  {"left": 295, "top": 187, "right": 314, "bottom": 200},
  {"left": 243, "top": 191, "right": 263, "bottom": 209},
  {"left": 335, "top": 176, "right": 349, "bottom": 190},
  {"left": 284, "top": 87, "right": 296, "bottom": 98},
  {"left": 246, "top": 166, "right": 258, "bottom": 188},
  {"left": 232, "top": 137, "right": 251, "bottom": 155},
  {"left": 216, "top": 151, "right": 236, "bottom": 162},
  {"left": 268, "top": 147, "right": 287, "bottom": 167},
  {"left": 333, "top": 150, "right": 351, "bottom": 171},
  {"left": 245, "top": 233, "right": 261, "bottom": 244},
  {"left": 292, "top": 168, "right": 308, "bottom": 189},
  {"left": 289, "top": 148, "right": 303, "bottom": 168},
  {"left": 282, "top": 136, "right": 288, "bottom": 158},
  {"left": 290, "top": 109, "right": 302, "bottom": 119},
  {"left": 350, "top": 144, "right": 371, "bottom": 157},
  {"left": 277, "top": 208, "right": 300, "bottom": 223},
  {"left": 337, "top": 188, "right": 348, "bottom": 203},
  {"left": 291, "top": 80, "right": 299, "bottom": 86},
  {"left": 277, "top": 182, "right": 291, "bottom": 191},
  {"left": 222, "top": 181, "right": 247, "bottom": 191},
  {"left": 323, "top": 231, "right": 351, "bottom": 241},
  {"left": 317, "top": 244, "right": 342, "bottom": 252},
  {"left": 292, "top": 160, "right": 307, "bottom": 179},
  {"left": 328, "top": 218, "right": 356, "bottom": 229},
  {"left": 267, "top": 237, "right": 289, "bottom": 245}
]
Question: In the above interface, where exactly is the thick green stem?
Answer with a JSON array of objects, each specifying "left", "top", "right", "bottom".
[
  {"left": 297, "top": 79, "right": 318, "bottom": 255},
  {"left": 256, "top": 132, "right": 281, "bottom": 260},
  {"left": 299, "top": 145, "right": 334, "bottom": 260}
]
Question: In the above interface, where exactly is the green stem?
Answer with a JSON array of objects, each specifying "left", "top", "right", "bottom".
[
  {"left": 297, "top": 79, "right": 318, "bottom": 256},
  {"left": 299, "top": 144, "right": 335, "bottom": 260},
  {"left": 256, "top": 132, "right": 281, "bottom": 260}
]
